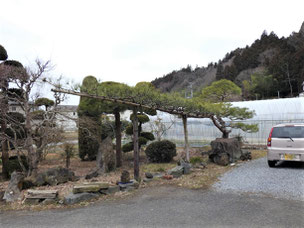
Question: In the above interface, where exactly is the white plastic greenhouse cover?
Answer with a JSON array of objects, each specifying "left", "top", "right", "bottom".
[
  {"left": 148, "top": 97, "right": 304, "bottom": 122},
  {"left": 231, "top": 97, "right": 304, "bottom": 121}
]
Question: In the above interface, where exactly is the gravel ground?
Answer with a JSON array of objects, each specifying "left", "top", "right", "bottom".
[{"left": 213, "top": 157, "right": 304, "bottom": 201}]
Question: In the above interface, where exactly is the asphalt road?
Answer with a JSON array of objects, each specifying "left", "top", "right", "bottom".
[{"left": 1, "top": 160, "right": 304, "bottom": 228}]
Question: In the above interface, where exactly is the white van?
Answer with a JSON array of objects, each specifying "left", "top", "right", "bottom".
[{"left": 267, "top": 123, "right": 304, "bottom": 167}]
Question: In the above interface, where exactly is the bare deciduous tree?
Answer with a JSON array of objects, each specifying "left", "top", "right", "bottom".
[{"left": 0, "top": 60, "right": 65, "bottom": 177}]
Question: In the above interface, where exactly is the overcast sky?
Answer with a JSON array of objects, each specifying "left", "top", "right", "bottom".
[{"left": 1, "top": 0, "right": 303, "bottom": 104}]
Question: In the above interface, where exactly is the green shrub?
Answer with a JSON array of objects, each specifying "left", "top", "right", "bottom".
[
  {"left": 145, "top": 140, "right": 176, "bottom": 163},
  {"left": 0, "top": 44, "right": 8, "bottom": 60},
  {"left": 125, "top": 124, "right": 133, "bottom": 135},
  {"left": 61, "top": 143, "right": 75, "bottom": 168},
  {"left": 140, "top": 132, "right": 155, "bottom": 141},
  {"left": 8, "top": 155, "right": 28, "bottom": 176},
  {"left": 122, "top": 142, "right": 133, "bottom": 153},
  {"left": 190, "top": 156, "right": 203, "bottom": 165},
  {"left": 78, "top": 127, "right": 99, "bottom": 161}
]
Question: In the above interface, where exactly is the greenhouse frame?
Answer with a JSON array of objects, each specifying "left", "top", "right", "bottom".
[{"left": 143, "top": 97, "right": 304, "bottom": 146}]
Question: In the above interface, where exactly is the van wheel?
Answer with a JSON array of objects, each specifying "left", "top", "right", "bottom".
[{"left": 268, "top": 160, "right": 277, "bottom": 168}]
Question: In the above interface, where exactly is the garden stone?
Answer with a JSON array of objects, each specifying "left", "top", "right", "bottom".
[
  {"left": 180, "top": 161, "right": 192, "bottom": 174},
  {"left": 63, "top": 192, "right": 99, "bottom": 205},
  {"left": 100, "top": 186, "right": 120, "bottom": 195},
  {"left": 27, "top": 173, "right": 46, "bottom": 186},
  {"left": 162, "top": 174, "right": 173, "bottom": 180},
  {"left": 168, "top": 166, "right": 183, "bottom": 178},
  {"left": 118, "top": 181, "right": 136, "bottom": 190},
  {"left": 42, "top": 198, "right": 57, "bottom": 205},
  {"left": 145, "top": 172, "right": 153, "bottom": 179},
  {"left": 143, "top": 178, "right": 153, "bottom": 183},
  {"left": 130, "top": 179, "right": 140, "bottom": 189},
  {"left": 240, "top": 150, "right": 252, "bottom": 160},
  {"left": 153, "top": 173, "right": 164, "bottom": 178},
  {"left": 209, "top": 138, "right": 242, "bottom": 164},
  {"left": 73, "top": 183, "right": 109, "bottom": 194},
  {"left": 214, "top": 153, "right": 230, "bottom": 166},
  {"left": 23, "top": 198, "right": 41, "bottom": 205},
  {"left": 200, "top": 162, "right": 207, "bottom": 168},
  {"left": 26, "top": 189, "right": 58, "bottom": 199},
  {"left": 3, "top": 171, "right": 24, "bottom": 202},
  {"left": 25, "top": 167, "right": 77, "bottom": 187},
  {"left": 45, "top": 167, "right": 77, "bottom": 184},
  {"left": 121, "top": 170, "right": 130, "bottom": 183},
  {"left": 102, "top": 136, "right": 116, "bottom": 172}
]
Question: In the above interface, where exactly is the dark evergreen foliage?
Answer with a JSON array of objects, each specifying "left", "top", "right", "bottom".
[
  {"left": 0, "top": 44, "right": 8, "bottom": 60},
  {"left": 8, "top": 155, "right": 29, "bottom": 177},
  {"left": 3, "top": 60, "right": 23, "bottom": 68},
  {"left": 152, "top": 25, "right": 304, "bottom": 99},
  {"left": 145, "top": 140, "right": 176, "bottom": 163}
]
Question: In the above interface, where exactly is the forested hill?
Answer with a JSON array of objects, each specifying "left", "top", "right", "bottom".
[{"left": 152, "top": 22, "right": 304, "bottom": 100}]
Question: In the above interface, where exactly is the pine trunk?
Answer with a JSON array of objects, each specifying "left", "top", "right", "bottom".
[
  {"left": 132, "top": 107, "right": 139, "bottom": 181},
  {"left": 114, "top": 110, "right": 122, "bottom": 167},
  {"left": 182, "top": 115, "right": 190, "bottom": 162},
  {"left": 0, "top": 80, "right": 9, "bottom": 180}
]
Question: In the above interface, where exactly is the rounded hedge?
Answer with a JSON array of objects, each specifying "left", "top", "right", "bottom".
[
  {"left": 78, "top": 126, "right": 99, "bottom": 161},
  {"left": 145, "top": 140, "right": 176, "bottom": 163},
  {"left": 140, "top": 132, "right": 155, "bottom": 141},
  {"left": 122, "top": 142, "right": 133, "bottom": 153},
  {"left": 3, "top": 60, "right": 23, "bottom": 68},
  {"left": 0, "top": 44, "right": 8, "bottom": 60}
]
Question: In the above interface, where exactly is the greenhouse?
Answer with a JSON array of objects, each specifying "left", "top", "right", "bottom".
[{"left": 143, "top": 97, "right": 304, "bottom": 146}]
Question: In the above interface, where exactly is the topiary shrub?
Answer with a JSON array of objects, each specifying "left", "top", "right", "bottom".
[
  {"left": 0, "top": 44, "right": 8, "bottom": 60},
  {"left": 140, "top": 132, "right": 155, "bottom": 141},
  {"left": 123, "top": 112, "right": 155, "bottom": 153},
  {"left": 145, "top": 140, "right": 176, "bottom": 163},
  {"left": 122, "top": 142, "right": 133, "bottom": 153},
  {"left": 78, "top": 127, "right": 99, "bottom": 161},
  {"left": 8, "top": 155, "right": 29, "bottom": 177}
]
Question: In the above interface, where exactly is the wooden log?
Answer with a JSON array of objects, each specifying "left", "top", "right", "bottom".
[
  {"left": 82, "top": 182, "right": 109, "bottom": 189},
  {"left": 73, "top": 183, "right": 109, "bottom": 194},
  {"left": 26, "top": 190, "right": 58, "bottom": 199}
]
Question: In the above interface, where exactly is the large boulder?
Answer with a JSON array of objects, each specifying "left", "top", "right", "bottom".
[
  {"left": 85, "top": 137, "right": 116, "bottom": 179},
  {"left": 168, "top": 166, "right": 183, "bottom": 178},
  {"left": 121, "top": 170, "right": 130, "bottom": 183},
  {"left": 102, "top": 136, "right": 116, "bottom": 172},
  {"left": 209, "top": 138, "right": 242, "bottom": 166},
  {"left": 25, "top": 167, "right": 77, "bottom": 187},
  {"left": 63, "top": 192, "right": 99, "bottom": 205},
  {"left": 179, "top": 160, "right": 192, "bottom": 174},
  {"left": 3, "top": 171, "right": 25, "bottom": 202}
]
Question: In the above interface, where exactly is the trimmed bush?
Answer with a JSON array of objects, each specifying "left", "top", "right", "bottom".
[
  {"left": 122, "top": 142, "right": 133, "bottom": 153},
  {"left": 122, "top": 137, "right": 148, "bottom": 153},
  {"left": 140, "top": 132, "right": 155, "bottom": 141},
  {"left": 0, "top": 44, "right": 8, "bottom": 60},
  {"left": 78, "top": 127, "right": 99, "bottom": 161},
  {"left": 145, "top": 140, "right": 176, "bottom": 163},
  {"left": 8, "top": 155, "right": 29, "bottom": 177}
]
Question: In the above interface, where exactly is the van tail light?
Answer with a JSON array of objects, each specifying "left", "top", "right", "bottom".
[{"left": 267, "top": 127, "right": 274, "bottom": 147}]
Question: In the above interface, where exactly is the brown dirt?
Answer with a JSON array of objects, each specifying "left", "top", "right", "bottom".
[{"left": 0, "top": 147, "right": 266, "bottom": 211}]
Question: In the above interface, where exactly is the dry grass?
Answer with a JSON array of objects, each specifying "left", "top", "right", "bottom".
[
  {"left": 62, "top": 131, "right": 78, "bottom": 141},
  {"left": 0, "top": 146, "right": 267, "bottom": 211},
  {"left": 251, "top": 149, "right": 267, "bottom": 160}
]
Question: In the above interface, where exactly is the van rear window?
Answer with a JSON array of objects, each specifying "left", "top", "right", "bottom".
[{"left": 272, "top": 126, "right": 304, "bottom": 138}]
